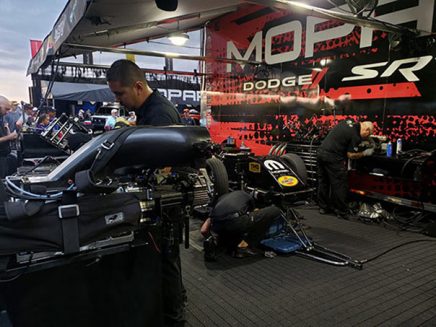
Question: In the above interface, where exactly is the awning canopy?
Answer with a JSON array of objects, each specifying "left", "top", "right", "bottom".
[
  {"left": 27, "top": 0, "right": 242, "bottom": 74},
  {"left": 28, "top": 0, "right": 419, "bottom": 75}
]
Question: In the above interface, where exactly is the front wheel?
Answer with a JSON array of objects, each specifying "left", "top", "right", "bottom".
[
  {"left": 206, "top": 156, "right": 229, "bottom": 202},
  {"left": 281, "top": 153, "right": 307, "bottom": 185}
]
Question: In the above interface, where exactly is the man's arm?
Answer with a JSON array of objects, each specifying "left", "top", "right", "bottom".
[
  {"left": 0, "top": 131, "right": 17, "bottom": 143},
  {"left": 200, "top": 218, "right": 211, "bottom": 237},
  {"left": 347, "top": 148, "right": 374, "bottom": 160}
]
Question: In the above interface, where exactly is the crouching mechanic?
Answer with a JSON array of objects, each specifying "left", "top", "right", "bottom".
[{"left": 201, "top": 191, "right": 282, "bottom": 259}]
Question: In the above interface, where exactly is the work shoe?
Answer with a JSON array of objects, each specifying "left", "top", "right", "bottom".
[
  {"left": 337, "top": 212, "right": 357, "bottom": 220},
  {"left": 233, "top": 247, "right": 258, "bottom": 258},
  {"left": 203, "top": 236, "right": 218, "bottom": 262},
  {"left": 337, "top": 214, "right": 350, "bottom": 220}
]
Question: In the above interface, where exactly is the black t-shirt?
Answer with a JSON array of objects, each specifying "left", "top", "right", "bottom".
[
  {"left": 319, "top": 120, "right": 361, "bottom": 161},
  {"left": 210, "top": 191, "right": 255, "bottom": 222},
  {"left": 136, "top": 90, "right": 181, "bottom": 126},
  {"left": 0, "top": 116, "right": 10, "bottom": 156}
]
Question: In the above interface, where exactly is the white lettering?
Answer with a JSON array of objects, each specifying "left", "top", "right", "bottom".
[
  {"left": 159, "top": 89, "right": 167, "bottom": 97},
  {"left": 226, "top": 1, "right": 435, "bottom": 70},
  {"left": 157, "top": 89, "right": 200, "bottom": 102},
  {"left": 380, "top": 56, "right": 433, "bottom": 81},
  {"left": 241, "top": 74, "right": 313, "bottom": 91},
  {"left": 342, "top": 56, "right": 433, "bottom": 82},
  {"left": 167, "top": 89, "right": 182, "bottom": 101},
  {"left": 267, "top": 79, "right": 281, "bottom": 89},
  {"left": 255, "top": 80, "right": 267, "bottom": 90},
  {"left": 282, "top": 76, "right": 296, "bottom": 87},
  {"left": 227, "top": 31, "right": 262, "bottom": 72},
  {"left": 243, "top": 82, "right": 254, "bottom": 91},
  {"left": 182, "top": 90, "right": 196, "bottom": 101},
  {"left": 342, "top": 62, "right": 388, "bottom": 82},
  {"left": 305, "top": 16, "right": 354, "bottom": 58},
  {"left": 265, "top": 21, "right": 302, "bottom": 65},
  {"left": 298, "top": 74, "right": 313, "bottom": 85}
]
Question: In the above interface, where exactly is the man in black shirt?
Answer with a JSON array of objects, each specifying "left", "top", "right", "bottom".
[
  {"left": 201, "top": 191, "right": 282, "bottom": 257},
  {"left": 107, "top": 60, "right": 184, "bottom": 327},
  {"left": 317, "top": 120, "right": 374, "bottom": 219},
  {"left": 107, "top": 60, "right": 181, "bottom": 126}
]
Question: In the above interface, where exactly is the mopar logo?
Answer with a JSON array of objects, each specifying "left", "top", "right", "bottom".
[
  {"left": 264, "top": 160, "right": 285, "bottom": 171},
  {"left": 226, "top": 0, "right": 434, "bottom": 72}
]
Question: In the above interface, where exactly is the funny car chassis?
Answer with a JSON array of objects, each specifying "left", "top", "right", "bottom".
[{"left": 281, "top": 208, "right": 363, "bottom": 270}]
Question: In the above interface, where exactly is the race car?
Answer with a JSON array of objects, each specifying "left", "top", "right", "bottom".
[
  {"left": 0, "top": 126, "right": 214, "bottom": 276},
  {"left": 207, "top": 143, "right": 313, "bottom": 207}
]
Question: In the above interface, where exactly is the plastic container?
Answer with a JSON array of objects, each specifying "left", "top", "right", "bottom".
[
  {"left": 386, "top": 141, "right": 392, "bottom": 157},
  {"left": 396, "top": 138, "right": 402, "bottom": 155}
]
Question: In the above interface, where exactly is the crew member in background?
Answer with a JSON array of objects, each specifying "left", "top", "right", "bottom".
[
  {"left": 5, "top": 102, "right": 21, "bottom": 133},
  {"left": 0, "top": 96, "right": 18, "bottom": 178},
  {"left": 107, "top": 59, "right": 183, "bottom": 326},
  {"left": 5, "top": 102, "right": 23, "bottom": 175},
  {"left": 85, "top": 109, "right": 92, "bottom": 120},
  {"left": 127, "top": 111, "right": 137, "bottom": 126},
  {"left": 78, "top": 109, "right": 85, "bottom": 121},
  {"left": 104, "top": 109, "right": 118, "bottom": 131},
  {"left": 317, "top": 120, "right": 374, "bottom": 219},
  {"left": 181, "top": 108, "right": 195, "bottom": 126},
  {"left": 18, "top": 104, "right": 35, "bottom": 129},
  {"left": 35, "top": 114, "right": 50, "bottom": 133},
  {"left": 47, "top": 107, "right": 57, "bottom": 122}
]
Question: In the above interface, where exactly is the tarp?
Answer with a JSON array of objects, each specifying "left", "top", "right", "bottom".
[{"left": 43, "top": 82, "right": 115, "bottom": 102}]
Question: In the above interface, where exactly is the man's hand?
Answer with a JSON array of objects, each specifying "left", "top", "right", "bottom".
[
  {"left": 362, "top": 148, "right": 374, "bottom": 157},
  {"left": 7, "top": 131, "right": 18, "bottom": 141}
]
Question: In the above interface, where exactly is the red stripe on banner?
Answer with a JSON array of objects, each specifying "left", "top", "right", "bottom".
[
  {"left": 320, "top": 82, "right": 421, "bottom": 99},
  {"left": 30, "top": 40, "right": 43, "bottom": 58},
  {"left": 302, "top": 68, "right": 328, "bottom": 90}
]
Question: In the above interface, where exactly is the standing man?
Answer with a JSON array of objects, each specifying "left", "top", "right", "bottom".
[
  {"left": 107, "top": 60, "right": 181, "bottom": 126},
  {"left": 107, "top": 59, "right": 184, "bottom": 326},
  {"left": 0, "top": 96, "right": 18, "bottom": 178},
  {"left": 317, "top": 120, "right": 374, "bottom": 219}
]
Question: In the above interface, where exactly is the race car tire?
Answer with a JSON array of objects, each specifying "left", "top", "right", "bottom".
[
  {"left": 281, "top": 153, "right": 307, "bottom": 185},
  {"left": 206, "top": 157, "right": 229, "bottom": 200}
]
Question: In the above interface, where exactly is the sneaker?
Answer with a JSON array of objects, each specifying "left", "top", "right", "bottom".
[{"left": 319, "top": 208, "right": 329, "bottom": 215}]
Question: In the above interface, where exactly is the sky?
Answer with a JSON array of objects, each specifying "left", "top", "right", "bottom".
[{"left": 0, "top": 0, "right": 201, "bottom": 102}]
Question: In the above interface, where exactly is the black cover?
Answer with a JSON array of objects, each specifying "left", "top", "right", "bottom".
[{"left": 0, "top": 193, "right": 141, "bottom": 255}]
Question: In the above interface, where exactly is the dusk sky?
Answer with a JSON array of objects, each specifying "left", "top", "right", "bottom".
[{"left": 0, "top": 0, "right": 200, "bottom": 102}]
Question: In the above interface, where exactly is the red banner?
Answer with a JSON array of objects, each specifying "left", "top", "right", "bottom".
[{"left": 30, "top": 40, "right": 42, "bottom": 58}]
